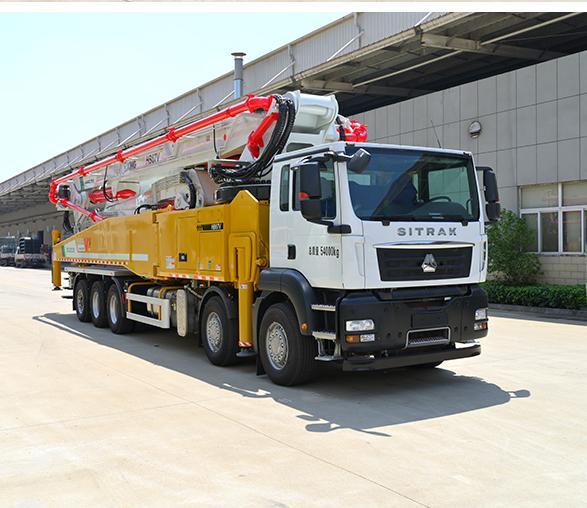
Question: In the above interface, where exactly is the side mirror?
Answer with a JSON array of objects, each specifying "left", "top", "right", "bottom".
[
  {"left": 296, "top": 159, "right": 352, "bottom": 234},
  {"left": 300, "top": 199, "right": 323, "bottom": 222},
  {"left": 348, "top": 148, "right": 371, "bottom": 173},
  {"left": 486, "top": 202, "right": 501, "bottom": 223},
  {"left": 477, "top": 166, "right": 501, "bottom": 223},
  {"left": 299, "top": 162, "right": 322, "bottom": 199}
]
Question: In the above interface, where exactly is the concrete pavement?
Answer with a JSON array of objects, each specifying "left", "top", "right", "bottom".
[{"left": 0, "top": 267, "right": 585, "bottom": 507}]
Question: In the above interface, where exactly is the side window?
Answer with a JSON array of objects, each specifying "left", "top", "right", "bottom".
[
  {"left": 279, "top": 165, "right": 290, "bottom": 211},
  {"left": 292, "top": 160, "right": 336, "bottom": 219}
]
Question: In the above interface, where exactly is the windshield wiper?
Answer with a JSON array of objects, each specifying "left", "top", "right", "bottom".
[
  {"left": 366, "top": 215, "right": 418, "bottom": 224},
  {"left": 426, "top": 215, "right": 471, "bottom": 225},
  {"left": 366, "top": 214, "right": 471, "bottom": 225}
]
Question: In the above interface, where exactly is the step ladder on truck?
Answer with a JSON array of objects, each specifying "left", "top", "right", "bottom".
[{"left": 49, "top": 91, "right": 500, "bottom": 386}]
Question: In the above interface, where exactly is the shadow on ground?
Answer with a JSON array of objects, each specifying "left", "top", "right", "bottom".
[{"left": 35, "top": 312, "right": 530, "bottom": 437}]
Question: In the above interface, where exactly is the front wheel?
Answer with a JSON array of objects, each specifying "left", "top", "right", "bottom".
[{"left": 259, "top": 302, "right": 318, "bottom": 386}]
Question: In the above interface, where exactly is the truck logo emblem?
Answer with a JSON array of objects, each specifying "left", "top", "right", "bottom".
[
  {"left": 398, "top": 227, "right": 457, "bottom": 236},
  {"left": 421, "top": 253, "right": 438, "bottom": 273}
]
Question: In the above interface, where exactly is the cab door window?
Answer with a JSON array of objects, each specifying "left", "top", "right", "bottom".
[
  {"left": 292, "top": 160, "right": 336, "bottom": 219},
  {"left": 279, "top": 165, "right": 290, "bottom": 211}
]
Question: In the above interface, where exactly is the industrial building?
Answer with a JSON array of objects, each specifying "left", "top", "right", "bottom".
[{"left": 1, "top": 11, "right": 586, "bottom": 284}]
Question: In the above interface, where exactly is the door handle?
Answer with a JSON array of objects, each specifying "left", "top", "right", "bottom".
[{"left": 287, "top": 244, "right": 296, "bottom": 260}]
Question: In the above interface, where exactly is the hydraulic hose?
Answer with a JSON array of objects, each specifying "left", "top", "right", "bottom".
[
  {"left": 180, "top": 172, "right": 197, "bottom": 209},
  {"left": 63, "top": 211, "right": 74, "bottom": 234},
  {"left": 209, "top": 94, "right": 296, "bottom": 184}
]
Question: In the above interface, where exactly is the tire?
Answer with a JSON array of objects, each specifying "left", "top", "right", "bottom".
[
  {"left": 106, "top": 284, "right": 134, "bottom": 334},
  {"left": 200, "top": 296, "right": 238, "bottom": 366},
  {"left": 411, "top": 361, "right": 444, "bottom": 369},
  {"left": 259, "top": 302, "right": 318, "bottom": 386},
  {"left": 74, "top": 279, "right": 91, "bottom": 323},
  {"left": 90, "top": 281, "right": 108, "bottom": 328}
]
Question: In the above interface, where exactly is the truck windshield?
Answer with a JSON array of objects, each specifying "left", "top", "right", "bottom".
[
  {"left": 345, "top": 147, "right": 479, "bottom": 222},
  {"left": 0, "top": 238, "right": 16, "bottom": 251}
]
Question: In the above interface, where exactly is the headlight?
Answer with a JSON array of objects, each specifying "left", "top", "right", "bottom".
[
  {"left": 475, "top": 308, "right": 488, "bottom": 321},
  {"left": 346, "top": 319, "right": 374, "bottom": 332}
]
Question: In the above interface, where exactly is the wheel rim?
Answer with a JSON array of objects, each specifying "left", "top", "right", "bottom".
[
  {"left": 109, "top": 293, "right": 119, "bottom": 324},
  {"left": 206, "top": 311, "right": 223, "bottom": 353},
  {"left": 76, "top": 287, "right": 85, "bottom": 314},
  {"left": 91, "top": 290, "right": 100, "bottom": 318},
  {"left": 266, "top": 322, "right": 288, "bottom": 371}
]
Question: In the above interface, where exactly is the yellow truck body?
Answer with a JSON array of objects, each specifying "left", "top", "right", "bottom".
[{"left": 53, "top": 191, "right": 269, "bottom": 346}]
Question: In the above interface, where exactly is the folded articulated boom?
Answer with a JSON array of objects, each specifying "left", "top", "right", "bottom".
[
  {"left": 48, "top": 94, "right": 275, "bottom": 223},
  {"left": 48, "top": 92, "right": 367, "bottom": 230}
]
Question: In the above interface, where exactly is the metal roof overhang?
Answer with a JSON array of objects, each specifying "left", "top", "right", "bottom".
[
  {"left": 286, "top": 12, "right": 587, "bottom": 115},
  {"left": 2, "top": 11, "right": 587, "bottom": 215}
]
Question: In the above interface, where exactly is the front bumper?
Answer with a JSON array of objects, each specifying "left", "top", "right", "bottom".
[
  {"left": 335, "top": 284, "right": 488, "bottom": 364},
  {"left": 342, "top": 343, "right": 480, "bottom": 371}
]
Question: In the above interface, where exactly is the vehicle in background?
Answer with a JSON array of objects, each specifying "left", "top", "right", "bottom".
[
  {"left": 0, "top": 236, "right": 16, "bottom": 266},
  {"left": 15, "top": 236, "right": 46, "bottom": 268}
]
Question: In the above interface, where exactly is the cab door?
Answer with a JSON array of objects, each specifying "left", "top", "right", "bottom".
[{"left": 269, "top": 158, "right": 343, "bottom": 289}]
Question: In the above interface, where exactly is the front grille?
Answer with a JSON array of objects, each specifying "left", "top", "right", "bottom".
[
  {"left": 376, "top": 247, "right": 472, "bottom": 281},
  {"left": 406, "top": 327, "right": 450, "bottom": 348}
]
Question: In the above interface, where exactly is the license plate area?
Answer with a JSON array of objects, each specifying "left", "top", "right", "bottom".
[{"left": 406, "top": 327, "right": 451, "bottom": 348}]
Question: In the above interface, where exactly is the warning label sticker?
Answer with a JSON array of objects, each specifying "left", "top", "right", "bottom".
[{"left": 165, "top": 256, "right": 176, "bottom": 269}]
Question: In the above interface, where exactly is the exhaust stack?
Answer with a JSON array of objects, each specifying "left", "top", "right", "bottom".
[{"left": 231, "top": 52, "right": 246, "bottom": 99}]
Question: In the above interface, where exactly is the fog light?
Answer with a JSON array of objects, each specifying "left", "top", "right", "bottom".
[
  {"left": 360, "top": 333, "right": 375, "bottom": 342},
  {"left": 474, "top": 321, "right": 488, "bottom": 331},
  {"left": 475, "top": 308, "right": 488, "bottom": 321},
  {"left": 346, "top": 319, "right": 374, "bottom": 332}
]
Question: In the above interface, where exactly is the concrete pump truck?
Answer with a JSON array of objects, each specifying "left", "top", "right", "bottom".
[{"left": 49, "top": 91, "right": 500, "bottom": 385}]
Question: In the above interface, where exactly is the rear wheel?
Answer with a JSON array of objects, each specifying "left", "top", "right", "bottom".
[
  {"left": 106, "top": 284, "right": 134, "bottom": 334},
  {"left": 74, "top": 279, "right": 91, "bottom": 322},
  {"left": 200, "top": 296, "right": 238, "bottom": 366},
  {"left": 259, "top": 302, "right": 318, "bottom": 386},
  {"left": 90, "top": 281, "right": 108, "bottom": 328}
]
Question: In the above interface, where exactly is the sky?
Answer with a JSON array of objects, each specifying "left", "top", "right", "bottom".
[{"left": 0, "top": 12, "right": 344, "bottom": 182}]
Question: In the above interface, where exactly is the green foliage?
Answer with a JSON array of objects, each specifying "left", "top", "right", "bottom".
[
  {"left": 482, "top": 282, "right": 587, "bottom": 310},
  {"left": 487, "top": 209, "right": 541, "bottom": 284}
]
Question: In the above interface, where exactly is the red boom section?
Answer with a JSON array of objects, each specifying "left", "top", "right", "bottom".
[{"left": 48, "top": 94, "right": 275, "bottom": 222}]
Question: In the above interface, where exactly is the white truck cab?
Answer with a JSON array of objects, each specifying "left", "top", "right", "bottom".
[{"left": 259, "top": 140, "right": 500, "bottom": 372}]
